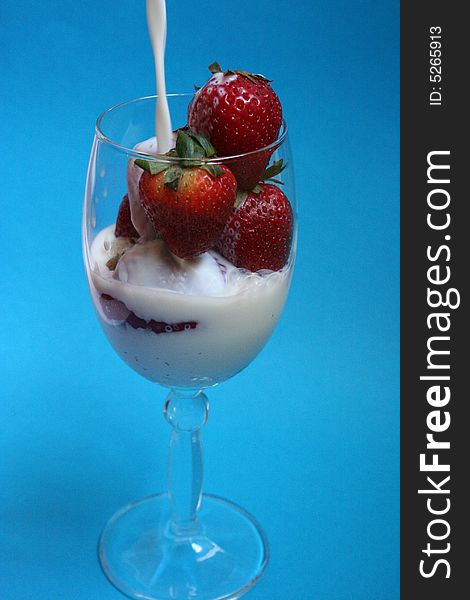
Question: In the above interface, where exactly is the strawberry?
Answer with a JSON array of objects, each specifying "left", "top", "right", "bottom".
[
  {"left": 136, "top": 130, "right": 237, "bottom": 259},
  {"left": 215, "top": 161, "right": 293, "bottom": 272},
  {"left": 99, "top": 293, "right": 130, "bottom": 322},
  {"left": 100, "top": 294, "right": 198, "bottom": 333},
  {"left": 115, "top": 194, "right": 139, "bottom": 239},
  {"left": 188, "top": 62, "right": 283, "bottom": 190}
]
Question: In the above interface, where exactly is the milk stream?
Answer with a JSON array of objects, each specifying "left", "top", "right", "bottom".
[{"left": 146, "top": 0, "right": 173, "bottom": 153}]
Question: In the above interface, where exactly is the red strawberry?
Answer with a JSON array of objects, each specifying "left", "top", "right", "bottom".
[
  {"left": 100, "top": 293, "right": 130, "bottom": 322},
  {"left": 100, "top": 293, "right": 198, "bottom": 333},
  {"left": 115, "top": 194, "right": 139, "bottom": 238},
  {"left": 188, "top": 62, "right": 282, "bottom": 190},
  {"left": 216, "top": 165, "right": 293, "bottom": 271},
  {"left": 136, "top": 130, "right": 237, "bottom": 259}
]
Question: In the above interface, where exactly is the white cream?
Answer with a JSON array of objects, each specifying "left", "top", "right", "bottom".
[
  {"left": 87, "top": 226, "right": 292, "bottom": 388},
  {"left": 114, "top": 239, "right": 227, "bottom": 296}
]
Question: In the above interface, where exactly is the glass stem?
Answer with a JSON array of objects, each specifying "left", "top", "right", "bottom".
[{"left": 164, "top": 388, "right": 209, "bottom": 535}]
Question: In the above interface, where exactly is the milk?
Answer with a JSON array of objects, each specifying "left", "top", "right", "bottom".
[
  {"left": 87, "top": 226, "right": 293, "bottom": 388},
  {"left": 146, "top": 0, "right": 173, "bottom": 153}
]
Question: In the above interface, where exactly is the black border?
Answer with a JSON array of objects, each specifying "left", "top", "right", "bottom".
[{"left": 400, "top": 2, "right": 468, "bottom": 597}]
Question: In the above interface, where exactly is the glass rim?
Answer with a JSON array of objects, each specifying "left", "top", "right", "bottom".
[{"left": 95, "top": 93, "right": 288, "bottom": 162}]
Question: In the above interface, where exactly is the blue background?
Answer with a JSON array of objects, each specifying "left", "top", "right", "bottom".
[{"left": 1, "top": 0, "right": 399, "bottom": 598}]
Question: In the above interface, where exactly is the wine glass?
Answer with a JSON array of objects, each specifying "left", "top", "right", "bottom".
[{"left": 82, "top": 94, "right": 297, "bottom": 600}]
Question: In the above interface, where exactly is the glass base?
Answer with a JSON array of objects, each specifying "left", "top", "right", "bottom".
[{"left": 98, "top": 493, "right": 269, "bottom": 600}]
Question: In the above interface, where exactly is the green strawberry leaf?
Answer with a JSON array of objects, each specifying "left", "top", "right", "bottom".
[
  {"left": 229, "top": 69, "right": 272, "bottom": 84},
  {"left": 134, "top": 159, "right": 168, "bottom": 175},
  {"left": 200, "top": 164, "right": 226, "bottom": 178},
  {"left": 234, "top": 190, "right": 248, "bottom": 209},
  {"left": 261, "top": 159, "right": 287, "bottom": 182},
  {"left": 208, "top": 61, "right": 223, "bottom": 74},
  {"left": 176, "top": 129, "right": 206, "bottom": 159},
  {"left": 164, "top": 167, "right": 182, "bottom": 191},
  {"left": 211, "top": 62, "right": 271, "bottom": 84},
  {"left": 176, "top": 129, "right": 216, "bottom": 160},
  {"left": 252, "top": 184, "right": 263, "bottom": 195},
  {"left": 189, "top": 131, "right": 216, "bottom": 157}
]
